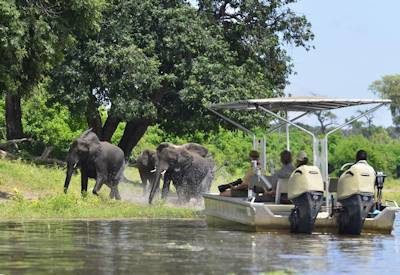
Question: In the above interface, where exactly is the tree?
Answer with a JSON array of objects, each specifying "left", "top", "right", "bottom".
[
  {"left": 314, "top": 111, "right": 337, "bottom": 134},
  {"left": 51, "top": 0, "right": 314, "bottom": 157},
  {"left": 0, "top": 0, "right": 105, "bottom": 139},
  {"left": 369, "top": 74, "right": 400, "bottom": 127}
]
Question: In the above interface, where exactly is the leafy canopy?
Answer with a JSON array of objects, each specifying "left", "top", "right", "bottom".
[
  {"left": 369, "top": 74, "right": 400, "bottom": 127},
  {"left": 0, "top": 0, "right": 105, "bottom": 96},
  {"left": 51, "top": 0, "right": 314, "bottom": 135}
]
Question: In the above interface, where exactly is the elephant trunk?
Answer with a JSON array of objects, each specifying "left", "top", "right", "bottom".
[
  {"left": 64, "top": 162, "right": 74, "bottom": 194},
  {"left": 148, "top": 167, "right": 165, "bottom": 204}
]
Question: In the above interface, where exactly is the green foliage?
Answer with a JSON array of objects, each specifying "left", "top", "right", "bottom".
[
  {"left": 0, "top": 0, "right": 106, "bottom": 96},
  {"left": 22, "top": 82, "right": 86, "bottom": 156},
  {"left": 369, "top": 74, "right": 400, "bottom": 127},
  {"left": 0, "top": 0, "right": 25, "bottom": 93},
  {"left": 50, "top": 0, "right": 314, "bottom": 138},
  {"left": 132, "top": 125, "right": 400, "bottom": 178}
]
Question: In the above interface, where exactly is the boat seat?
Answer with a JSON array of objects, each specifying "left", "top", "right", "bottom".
[{"left": 275, "top": 178, "right": 289, "bottom": 204}]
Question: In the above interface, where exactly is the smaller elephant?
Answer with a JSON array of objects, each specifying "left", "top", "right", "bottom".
[
  {"left": 133, "top": 149, "right": 157, "bottom": 194},
  {"left": 160, "top": 143, "right": 211, "bottom": 200},
  {"left": 64, "top": 129, "right": 127, "bottom": 199},
  {"left": 149, "top": 142, "right": 215, "bottom": 204}
]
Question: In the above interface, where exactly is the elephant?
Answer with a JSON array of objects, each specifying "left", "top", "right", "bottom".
[
  {"left": 63, "top": 129, "right": 126, "bottom": 199},
  {"left": 148, "top": 142, "right": 215, "bottom": 204},
  {"left": 132, "top": 149, "right": 157, "bottom": 194}
]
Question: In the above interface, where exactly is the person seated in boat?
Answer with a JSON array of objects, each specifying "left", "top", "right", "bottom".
[
  {"left": 255, "top": 150, "right": 295, "bottom": 203},
  {"left": 274, "top": 150, "right": 295, "bottom": 179},
  {"left": 295, "top": 151, "right": 308, "bottom": 168},
  {"left": 219, "top": 150, "right": 268, "bottom": 197},
  {"left": 219, "top": 150, "right": 294, "bottom": 198},
  {"left": 354, "top": 149, "right": 373, "bottom": 167},
  {"left": 264, "top": 150, "right": 295, "bottom": 189}
]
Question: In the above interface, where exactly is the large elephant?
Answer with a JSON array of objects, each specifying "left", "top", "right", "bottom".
[
  {"left": 133, "top": 149, "right": 157, "bottom": 194},
  {"left": 148, "top": 142, "right": 215, "bottom": 204},
  {"left": 63, "top": 129, "right": 126, "bottom": 199}
]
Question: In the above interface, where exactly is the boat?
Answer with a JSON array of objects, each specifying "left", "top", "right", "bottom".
[{"left": 203, "top": 96, "right": 399, "bottom": 234}]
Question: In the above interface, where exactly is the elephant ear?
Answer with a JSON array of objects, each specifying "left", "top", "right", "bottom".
[
  {"left": 177, "top": 150, "right": 194, "bottom": 168},
  {"left": 184, "top": 143, "right": 208, "bottom": 158}
]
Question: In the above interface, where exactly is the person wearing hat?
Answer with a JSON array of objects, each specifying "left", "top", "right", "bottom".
[
  {"left": 220, "top": 150, "right": 265, "bottom": 197},
  {"left": 295, "top": 150, "right": 308, "bottom": 168}
]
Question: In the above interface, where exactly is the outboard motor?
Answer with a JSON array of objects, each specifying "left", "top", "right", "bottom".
[
  {"left": 375, "top": 171, "right": 386, "bottom": 211},
  {"left": 336, "top": 162, "right": 375, "bottom": 235},
  {"left": 288, "top": 166, "right": 324, "bottom": 234}
]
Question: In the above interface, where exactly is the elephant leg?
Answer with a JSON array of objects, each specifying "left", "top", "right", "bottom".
[
  {"left": 93, "top": 177, "right": 104, "bottom": 195},
  {"left": 175, "top": 185, "right": 187, "bottom": 204},
  {"left": 81, "top": 171, "right": 88, "bottom": 196},
  {"left": 139, "top": 172, "right": 148, "bottom": 195},
  {"left": 161, "top": 175, "right": 171, "bottom": 200},
  {"left": 113, "top": 186, "right": 121, "bottom": 200}
]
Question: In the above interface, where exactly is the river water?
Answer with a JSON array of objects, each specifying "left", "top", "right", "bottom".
[{"left": 0, "top": 216, "right": 399, "bottom": 274}]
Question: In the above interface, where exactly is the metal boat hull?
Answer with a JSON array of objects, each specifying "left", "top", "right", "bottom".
[{"left": 203, "top": 194, "right": 398, "bottom": 234}]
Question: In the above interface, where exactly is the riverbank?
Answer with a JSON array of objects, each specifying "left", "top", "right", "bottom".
[
  {"left": 0, "top": 159, "right": 201, "bottom": 219},
  {"left": 1, "top": 159, "right": 399, "bottom": 220}
]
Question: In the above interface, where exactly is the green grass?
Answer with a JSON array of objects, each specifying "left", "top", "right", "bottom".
[
  {"left": 0, "top": 193, "right": 199, "bottom": 220},
  {"left": 0, "top": 159, "right": 201, "bottom": 220},
  {"left": 382, "top": 178, "right": 400, "bottom": 203}
]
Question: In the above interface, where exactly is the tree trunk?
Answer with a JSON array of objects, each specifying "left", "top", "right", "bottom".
[
  {"left": 85, "top": 94, "right": 102, "bottom": 137},
  {"left": 5, "top": 93, "right": 24, "bottom": 140},
  {"left": 118, "top": 119, "right": 149, "bottom": 158},
  {"left": 85, "top": 108, "right": 102, "bottom": 138},
  {"left": 101, "top": 115, "right": 120, "bottom": 142}
]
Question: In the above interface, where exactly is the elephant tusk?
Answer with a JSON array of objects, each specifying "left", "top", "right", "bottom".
[
  {"left": 150, "top": 169, "right": 156, "bottom": 173},
  {"left": 73, "top": 163, "right": 78, "bottom": 169},
  {"left": 161, "top": 170, "right": 166, "bottom": 175}
]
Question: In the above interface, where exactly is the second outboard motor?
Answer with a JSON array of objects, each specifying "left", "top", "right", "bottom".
[
  {"left": 288, "top": 166, "right": 324, "bottom": 234},
  {"left": 336, "top": 162, "right": 375, "bottom": 235}
]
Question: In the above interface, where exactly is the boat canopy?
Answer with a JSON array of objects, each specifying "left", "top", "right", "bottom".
[{"left": 209, "top": 96, "right": 391, "bottom": 112}]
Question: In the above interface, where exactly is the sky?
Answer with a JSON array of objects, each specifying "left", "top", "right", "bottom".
[{"left": 285, "top": 0, "right": 400, "bottom": 127}]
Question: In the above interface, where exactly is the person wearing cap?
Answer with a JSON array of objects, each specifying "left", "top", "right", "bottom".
[
  {"left": 295, "top": 150, "right": 309, "bottom": 168},
  {"left": 220, "top": 150, "right": 265, "bottom": 197}
]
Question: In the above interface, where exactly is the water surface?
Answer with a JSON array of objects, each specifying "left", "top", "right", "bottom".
[{"left": 0, "top": 216, "right": 399, "bottom": 274}]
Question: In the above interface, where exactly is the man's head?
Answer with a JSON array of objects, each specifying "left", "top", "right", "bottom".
[
  {"left": 296, "top": 151, "right": 308, "bottom": 167},
  {"left": 249, "top": 150, "right": 260, "bottom": 161},
  {"left": 356, "top": 150, "right": 367, "bottom": 162},
  {"left": 280, "top": 150, "right": 292, "bottom": 165}
]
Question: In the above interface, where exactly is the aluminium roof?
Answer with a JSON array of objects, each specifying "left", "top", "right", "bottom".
[{"left": 209, "top": 96, "right": 391, "bottom": 112}]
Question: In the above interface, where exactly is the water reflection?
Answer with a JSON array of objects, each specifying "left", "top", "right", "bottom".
[{"left": 0, "top": 217, "right": 398, "bottom": 274}]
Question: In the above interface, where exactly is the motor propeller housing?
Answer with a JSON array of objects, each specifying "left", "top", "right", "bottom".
[
  {"left": 288, "top": 166, "right": 325, "bottom": 234},
  {"left": 336, "top": 162, "right": 376, "bottom": 235}
]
